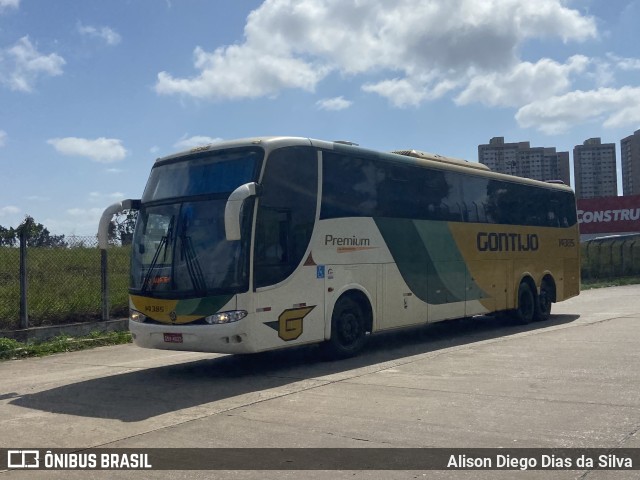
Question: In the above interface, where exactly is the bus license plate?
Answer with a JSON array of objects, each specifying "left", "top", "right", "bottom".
[{"left": 164, "top": 333, "right": 183, "bottom": 343}]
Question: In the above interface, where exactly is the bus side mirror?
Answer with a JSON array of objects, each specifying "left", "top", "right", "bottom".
[
  {"left": 98, "top": 199, "right": 141, "bottom": 249},
  {"left": 225, "top": 183, "right": 259, "bottom": 241}
]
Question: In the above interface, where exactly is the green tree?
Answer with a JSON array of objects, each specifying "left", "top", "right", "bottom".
[
  {"left": 109, "top": 210, "right": 138, "bottom": 246},
  {"left": 0, "top": 225, "right": 17, "bottom": 246},
  {"left": 15, "top": 216, "right": 67, "bottom": 247}
]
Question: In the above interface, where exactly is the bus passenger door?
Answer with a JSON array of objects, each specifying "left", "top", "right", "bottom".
[
  {"left": 251, "top": 146, "right": 325, "bottom": 351},
  {"left": 253, "top": 251, "right": 326, "bottom": 351}
]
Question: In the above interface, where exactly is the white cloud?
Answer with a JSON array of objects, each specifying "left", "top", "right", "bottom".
[
  {"left": 0, "top": 130, "right": 6, "bottom": 147},
  {"left": 588, "top": 54, "right": 640, "bottom": 87},
  {"left": 362, "top": 78, "right": 428, "bottom": 108},
  {"left": 155, "top": 0, "right": 596, "bottom": 105},
  {"left": 316, "top": 96, "right": 352, "bottom": 111},
  {"left": 67, "top": 208, "right": 103, "bottom": 217},
  {"left": 156, "top": 45, "right": 327, "bottom": 100},
  {"left": 173, "top": 134, "right": 223, "bottom": 150},
  {"left": 0, "top": 205, "right": 20, "bottom": 216},
  {"left": 47, "top": 137, "right": 128, "bottom": 163},
  {"left": 50, "top": 208, "right": 105, "bottom": 235},
  {"left": 77, "top": 23, "right": 122, "bottom": 46},
  {"left": 455, "top": 55, "right": 590, "bottom": 107},
  {"left": 89, "top": 192, "right": 125, "bottom": 203},
  {"left": 0, "top": 0, "right": 19, "bottom": 13},
  {"left": 515, "top": 87, "right": 640, "bottom": 134},
  {"left": 0, "top": 36, "right": 65, "bottom": 92},
  {"left": 362, "top": 77, "right": 460, "bottom": 107},
  {"left": 608, "top": 54, "right": 640, "bottom": 72}
]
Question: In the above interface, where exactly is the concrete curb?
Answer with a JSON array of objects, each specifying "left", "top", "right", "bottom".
[{"left": 0, "top": 318, "right": 129, "bottom": 342}]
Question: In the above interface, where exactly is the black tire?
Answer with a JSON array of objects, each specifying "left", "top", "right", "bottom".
[
  {"left": 534, "top": 280, "right": 553, "bottom": 322},
  {"left": 323, "top": 296, "right": 368, "bottom": 359},
  {"left": 514, "top": 281, "right": 536, "bottom": 324}
]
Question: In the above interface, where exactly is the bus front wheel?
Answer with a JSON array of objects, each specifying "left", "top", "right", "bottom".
[{"left": 323, "top": 296, "right": 367, "bottom": 359}]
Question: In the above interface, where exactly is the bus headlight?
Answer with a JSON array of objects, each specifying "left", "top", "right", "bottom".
[
  {"left": 204, "top": 310, "right": 248, "bottom": 325},
  {"left": 130, "top": 310, "right": 147, "bottom": 323}
]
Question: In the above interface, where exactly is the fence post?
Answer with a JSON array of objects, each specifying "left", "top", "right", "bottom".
[
  {"left": 19, "top": 230, "right": 28, "bottom": 329},
  {"left": 101, "top": 248, "right": 109, "bottom": 321},
  {"left": 584, "top": 241, "right": 591, "bottom": 281}
]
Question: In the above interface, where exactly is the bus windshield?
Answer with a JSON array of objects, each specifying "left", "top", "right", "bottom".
[
  {"left": 142, "top": 147, "right": 263, "bottom": 202},
  {"left": 130, "top": 147, "right": 262, "bottom": 297}
]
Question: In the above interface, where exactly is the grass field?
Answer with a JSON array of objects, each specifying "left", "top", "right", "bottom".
[
  {"left": 0, "top": 330, "right": 132, "bottom": 360},
  {"left": 0, "top": 246, "right": 130, "bottom": 330}
]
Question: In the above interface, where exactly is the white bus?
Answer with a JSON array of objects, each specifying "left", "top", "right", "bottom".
[{"left": 100, "top": 137, "right": 580, "bottom": 358}]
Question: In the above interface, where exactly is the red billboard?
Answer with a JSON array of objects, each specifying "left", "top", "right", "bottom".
[{"left": 577, "top": 195, "right": 640, "bottom": 235}]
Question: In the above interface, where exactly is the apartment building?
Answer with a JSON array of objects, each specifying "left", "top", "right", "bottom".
[
  {"left": 621, "top": 129, "right": 640, "bottom": 196},
  {"left": 573, "top": 138, "right": 617, "bottom": 199},
  {"left": 478, "top": 137, "right": 571, "bottom": 185}
]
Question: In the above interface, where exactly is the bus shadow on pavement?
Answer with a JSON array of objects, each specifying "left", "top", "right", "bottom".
[{"left": 10, "top": 313, "right": 579, "bottom": 422}]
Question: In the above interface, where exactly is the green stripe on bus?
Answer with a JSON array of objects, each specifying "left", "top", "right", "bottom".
[{"left": 374, "top": 218, "right": 486, "bottom": 305}]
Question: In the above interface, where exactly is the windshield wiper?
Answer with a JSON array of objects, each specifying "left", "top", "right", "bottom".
[
  {"left": 141, "top": 217, "right": 174, "bottom": 292},
  {"left": 180, "top": 234, "right": 207, "bottom": 294}
]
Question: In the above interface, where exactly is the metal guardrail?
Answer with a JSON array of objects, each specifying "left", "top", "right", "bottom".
[{"left": 581, "top": 233, "right": 640, "bottom": 281}]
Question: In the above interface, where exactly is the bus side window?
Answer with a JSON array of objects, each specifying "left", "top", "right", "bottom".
[
  {"left": 254, "top": 147, "right": 317, "bottom": 289},
  {"left": 255, "top": 208, "right": 290, "bottom": 265}
]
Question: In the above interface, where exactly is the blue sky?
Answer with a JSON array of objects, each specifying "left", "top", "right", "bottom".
[{"left": 1, "top": 0, "right": 639, "bottom": 235}]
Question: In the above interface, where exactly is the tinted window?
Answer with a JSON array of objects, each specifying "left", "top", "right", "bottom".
[
  {"left": 321, "top": 153, "right": 381, "bottom": 218},
  {"left": 143, "top": 147, "right": 263, "bottom": 202},
  {"left": 485, "top": 180, "right": 577, "bottom": 227},
  {"left": 321, "top": 151, "right": 576, "bottom": 227},
  {"left": 322, "top": 153, "right": 458, "bottom": 221},
  {"left": 254, "top": 147, "right": 318, "bottom": 288}
]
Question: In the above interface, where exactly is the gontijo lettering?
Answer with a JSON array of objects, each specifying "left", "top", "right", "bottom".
[{"left": 477, "top": 232, "right": 539, "bottom": 252}]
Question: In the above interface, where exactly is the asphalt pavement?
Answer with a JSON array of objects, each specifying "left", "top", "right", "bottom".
[{"left": 1, "top": 285, "right": 639, "bottom": 479}]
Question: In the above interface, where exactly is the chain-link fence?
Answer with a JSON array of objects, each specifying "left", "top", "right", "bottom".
[
  {"left": 2, "top": 229, "right": 640, "bottom": 331},
  {"left": 0, "top": 245, "right": 19, "bottom": 328},
  {"left": 0, "top": 235, "right": 130, "bottom": 331},
  {"left": 581, "top": 234, "right": 640, "bottom": 281}
]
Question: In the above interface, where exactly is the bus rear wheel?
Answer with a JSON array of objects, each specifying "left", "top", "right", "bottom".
[
  {"left": 514, "top": 281, "right": 536, "bottom": 324},
  {"left": 535, "top": 280, "right": 553, "bottom": 322},
  {"left": 323, "top": 296, "right": 367, "bottom": 359}
]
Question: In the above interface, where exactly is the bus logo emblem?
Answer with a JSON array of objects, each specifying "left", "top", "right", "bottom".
[{"left": 264, "top": 306, "right": 316, "bottom": 341}]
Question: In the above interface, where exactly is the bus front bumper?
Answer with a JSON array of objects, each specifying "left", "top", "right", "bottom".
[{"left": 128, "top": 318, "right": 258, "bottom": 354}]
